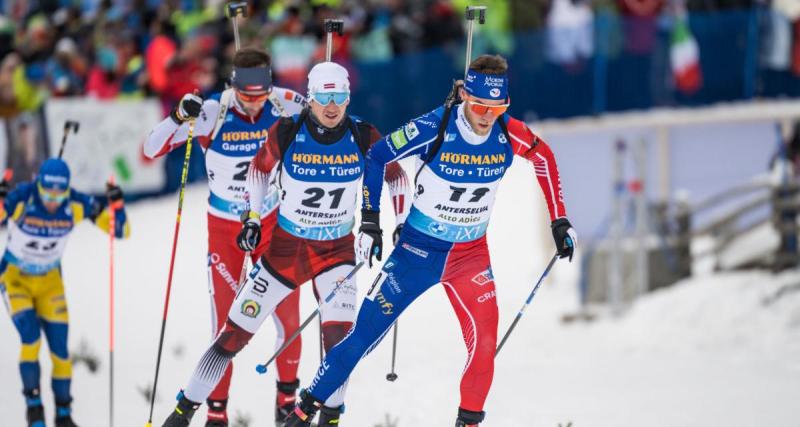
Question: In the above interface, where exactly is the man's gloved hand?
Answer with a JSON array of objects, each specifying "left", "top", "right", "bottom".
[
  {"left": 237, "top": 212, "right": 261, "bottom": 251},
  {"left": 355, "top": 210, "right": 383, "bottom": 267},
  {"left": 170, "top": 92, "right": 203, "bottom": 123},
  {"left": 106, "top": 182, "right": 123, "bottom": 207},
  {"left": 551, "top": 217, "right": 577, "bottom": 261}
]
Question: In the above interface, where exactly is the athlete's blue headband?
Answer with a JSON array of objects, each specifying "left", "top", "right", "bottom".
[{"left": 464, "top": 69, "right": 508, "bottom": 101}]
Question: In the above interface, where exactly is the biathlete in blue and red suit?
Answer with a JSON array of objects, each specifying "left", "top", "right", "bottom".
[
  {"left": 160, "top": 61, "right": 411, "bottom": 427},
  {"left": 284, "top": 55, "right": 579, "bottom": 427}
]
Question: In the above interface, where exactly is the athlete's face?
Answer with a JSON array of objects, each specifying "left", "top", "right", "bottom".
[
  {"left": 459, "top": 88, "right": 509, "bottom": 136},
  {"left": 310, "top": 94, "right": 349, "bottom": 128},
  {"left": 235, "top": 89, "right": 269, "bottom": 117},
  {"left": 38, "top": 185, "right": 68, "bottom": 213}
]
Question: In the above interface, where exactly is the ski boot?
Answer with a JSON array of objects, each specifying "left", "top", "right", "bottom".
[
  {"left": 275, "top": 379, "right": 300, "bottom": 426},
  {"left": 24, "top": 389, "right": 45, "bottom": 427},
  {"left": 54, "top": 400, "right": 80, "bottom": 427},
  {"left": 317, "top": 404, "right": 344, "bottom": 427},
  {"left": 162, "top": 392, "right": 201, "bottom": 427},
  {"left": 282, "top": 390, "right": 323, "bottom": 427},
  {"left": 206, "top": 398, "right": 228, "bottom": 426},
  {"left": 455, "top": 407, "right": 485, "bottom": 427}
]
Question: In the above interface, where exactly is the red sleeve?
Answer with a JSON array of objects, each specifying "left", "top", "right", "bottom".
[
  {"left": 506, "top": 117, "right": 567, "bottom": 222},
  {"left": 366, "top": 124, "right": 382, "bottom": 146},
  {"left": 250, "top": 120, "right": 282, "bottom": 178}
]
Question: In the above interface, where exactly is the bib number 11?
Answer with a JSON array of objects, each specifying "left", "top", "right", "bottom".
[{"left": 449, "top": 186, "right": 489, "bottom": 203}]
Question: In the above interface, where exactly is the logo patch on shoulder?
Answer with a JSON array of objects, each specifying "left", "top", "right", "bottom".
[
  {"left": 404, "top": 122, "right": 420, "bottom": 140},
  {"left": 390, "top": 129, "right": 408, "bottom": 150},
  {"left": 498, "top": 133, "right": 507, "bottom": 144},
  {"left": 471, "top": 268, "right": 494, "bottom": 286},
  {"left": 296, "top": 134, "right": 306, "bottom": 142}
]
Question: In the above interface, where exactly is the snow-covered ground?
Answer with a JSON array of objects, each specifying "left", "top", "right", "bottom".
[{"left": 2, "top": 160, "right": 799, "bottom": 426}]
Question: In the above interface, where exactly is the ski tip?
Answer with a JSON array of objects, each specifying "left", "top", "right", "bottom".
[{"left": 256, "top": 364, "right": 267, "bottom": 374}]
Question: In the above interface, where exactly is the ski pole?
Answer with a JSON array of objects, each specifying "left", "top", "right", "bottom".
[
  {"left": 107, "top": 175, "right": 119, "bottom": 427},
  {"left": 144, "top": 119, "right": 196, "bottom": 427},
  {"left": 385, "top": 322, "right": 399, "bottom": 382},
  {"left": 495, "top": 252, "right": 559, "bottom": 356},
  {"left": 225, "top": 2, "right": 248, "bottom": 51},
  {"left": 463, "top": 6, "right": 487, "bottom": 78},
  {"left": 57, "top": 120, "right": 79, "bottom": 159},
  {"left": 256, "top": 262, "right": 365, "bottom": 374}
]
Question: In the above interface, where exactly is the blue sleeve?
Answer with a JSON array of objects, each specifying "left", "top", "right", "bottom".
[
  {"left": 362, "top": 107, "right": 443, "bottom": 212},
  {"left": 70, "top": 190, "right": 127, "bottom": 238},
  {"left": 2, "top": 182, "right": 35, "bottom": 224}
]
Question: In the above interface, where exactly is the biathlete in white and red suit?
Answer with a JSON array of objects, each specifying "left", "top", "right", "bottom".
[
  {"left": 144, "top": 47, "right": 307, "bottom": 426},
  {"left": 160, "top": 61, "right": 411, "bottom": 427},
  {"left": 284, "top": 55, "right": 578, "bottom": 427}
]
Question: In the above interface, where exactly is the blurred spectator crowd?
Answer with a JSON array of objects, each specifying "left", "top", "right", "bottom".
[{"left": 0, "top": 0, "right": 795, "bottom": 120}]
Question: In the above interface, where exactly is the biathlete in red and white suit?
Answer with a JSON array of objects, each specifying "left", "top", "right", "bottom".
[
  {"left": 285, "top": 55, "right": 578, "bottom": 427},
  {"left": 160, "top": 61, "right": 411, "bottom": 427},
  {"left": 144, "top": 48, "right": 306, "bottom": 426}
]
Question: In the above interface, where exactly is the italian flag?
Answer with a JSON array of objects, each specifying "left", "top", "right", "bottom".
[{"left": 670, "top": 17, "right": 702, "bottom": 95}]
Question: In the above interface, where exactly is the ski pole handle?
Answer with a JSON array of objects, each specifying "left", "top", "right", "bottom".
[
  {"left": 324, "top": 19, "right": 344, "bottom": 62},
  {"left": 226, "top": 2, "right": 248, "bottom": 51},
  {"left": 463, "top": 6, "right": 487, "bottom": 77}
]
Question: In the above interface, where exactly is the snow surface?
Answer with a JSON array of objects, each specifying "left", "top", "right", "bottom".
[{"left": 2, "top": 159, "right": 799, "bottom": 427}]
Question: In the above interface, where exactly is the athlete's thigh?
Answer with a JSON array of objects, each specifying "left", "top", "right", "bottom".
[
  {"left": 313, "top": 263, "right": 357, "bottom": 325},
  {"left": 228, "top": 259, "right": 296, "bottom": 334},
  {"left": 34, "top": 268, "right": 68, "bottom": 324},
  {"left": 441, "top": 241, "right": 499, "bottom": 344},
  {"left": 263, "top": 226, "right": 314, "bottom": 286},
  {"left": 208, "top": 216, "right": 246, "bottom": 298},
  {"left": 356, "top": 243, "right": 446, "bottom": 340},
  {"left": 1, "top": 264, "right": 34, "bottom": 317}
]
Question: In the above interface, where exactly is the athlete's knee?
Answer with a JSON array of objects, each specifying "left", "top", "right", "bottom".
[
  {"left": 12, "top": 310, "right": 40, "bottom": 344},
  {"left": 320, "top": 321, "right": 353, "bottom": 353},
  {"left": 42, "top": 321, "right": 69, "bottom": 359},
  {"left": 213, "top": 319, "right": 254, "bottom": 356},
  {"left": 20, "top": 339, "right": 41, "bottom": 363},
  {"left": 50, "top": 353, "right": 72, "bottom": 379}
]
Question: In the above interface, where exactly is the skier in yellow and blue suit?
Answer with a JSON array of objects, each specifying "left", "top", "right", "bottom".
[{"left": 0, "top": 158, "right": 130, "bottom": 427}]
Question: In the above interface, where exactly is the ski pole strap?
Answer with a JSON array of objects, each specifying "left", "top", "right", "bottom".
[{"left": 495, "top": 252, "right": 559, "bottom": 356}]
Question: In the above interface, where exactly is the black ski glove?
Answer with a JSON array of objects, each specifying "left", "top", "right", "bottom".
[
  {"left": 356, "top": 209, "right": 383, "bottom": 267},
  {"left": 551, "top": 217, "right": 577, "bottom": 261},
  {"left": 237, "top": 214, "right": 261, "bottom": 251},
  {"left": 170, "top": 92, "right": 203, "bottom": 124}
]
